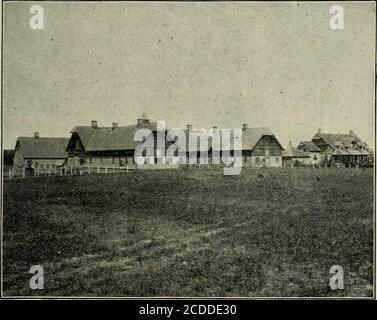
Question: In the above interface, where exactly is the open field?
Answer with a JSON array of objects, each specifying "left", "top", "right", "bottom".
[{"left": 2, "top": 168, "right": 374, "bottom": 297}]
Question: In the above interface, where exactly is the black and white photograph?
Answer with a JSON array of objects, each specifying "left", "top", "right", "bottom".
[{"left": 1, "top": 0, "right": 376, "bottom": 303}]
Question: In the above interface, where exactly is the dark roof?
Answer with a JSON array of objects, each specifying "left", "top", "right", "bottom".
[
  {"left": 282, "top": 144, "right": 310, "bottom": 158},
  {"left": 16, "top": 137, "right": 69, "bottom": 159},
  {"left": 298, "top": 141, "right": 322, "bottom": 152},
  {"left": 312, "top": 132, "right": 365, "bottom": 149},
  {"left": 71, "top": 122, "right": 158, "bottom": 152}
]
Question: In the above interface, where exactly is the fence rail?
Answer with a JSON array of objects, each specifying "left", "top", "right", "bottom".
[{"left": 5, "top": 165, "right": 136, "bottom": 180}]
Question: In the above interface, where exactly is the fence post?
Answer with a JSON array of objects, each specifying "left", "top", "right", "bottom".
[
  {"left": 126, "top": 165, "right": 129, "bottom": 172},
  {"left": 97, "top": 166, "right": 100, "bottom": 174},
  {"left": 48, "top": 170, "right": 51, "bottom": 177},
  {"left": 9, "top": 168, "right": 12, "bottom": 180},
  {"left": 105, "top": 166, "right": 108, "bottom": 174},
  {"left": 113, "top": 166, "right": 115, "bottom": 173},
  {"left": 22, "top": 167, "right": 25, "bottom": 178},
  {"left": 88, "top": 166, "right": 91, "bottom": 175}
]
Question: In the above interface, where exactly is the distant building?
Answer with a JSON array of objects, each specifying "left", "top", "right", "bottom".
[
  {"left": 311, "top": 129, "right": 370, "bottom": 166},
  {"left": 13, "top": 132, "right": 69, "bottom": 172},
  {"left": 297, "top": 141, "right": 322, "bottom": 165},
  {"left": 282, "top": 141, "right": 310, "bottom": 167},
  {"left": 206, "top": 125, "right": 284, "bottom": 168}
]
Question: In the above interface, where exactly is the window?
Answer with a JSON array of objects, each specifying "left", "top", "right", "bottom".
[{"left": 275, "top": 157, "right": 280, "bottom": 162}]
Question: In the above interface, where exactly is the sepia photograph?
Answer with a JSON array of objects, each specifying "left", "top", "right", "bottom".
[{"left": 1, "top": 0, "right": 376, "bottom": 303}]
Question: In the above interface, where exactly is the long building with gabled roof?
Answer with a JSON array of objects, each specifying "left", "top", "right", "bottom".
[{"left": 66, "top": 113, "right": 161, "bottom": 167}]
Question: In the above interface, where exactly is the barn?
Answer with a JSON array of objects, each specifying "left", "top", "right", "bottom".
[
  {"left": 13, "top": 132, "right": 69, "bottom": 174},
  {"left": 66, "top": 114, "right": 166, "bottom": 168}
]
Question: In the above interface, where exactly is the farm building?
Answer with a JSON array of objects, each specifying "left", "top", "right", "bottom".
[
  {"left": 167, "top": 124, "right": 284, "bottom": 167},
  {"left": 13, "top": 132, "right": 69, "bottom": 174},
  {"left": 173, "top": 124, "right": 283, "bottom": 167},
  {"left": 297, "top": 141, "right": 322, "bottom": 165},
  {"left": 311, "top": 129, "right": 370, "bottom": 166},
  {"left": 282, "top": 142, "right": 310, "bottom": 167},
  {"left": 66, "top": 113, "right": 167, "bottom": 168}
]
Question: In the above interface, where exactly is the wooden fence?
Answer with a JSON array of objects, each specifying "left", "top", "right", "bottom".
[{"left": 5, "top": 165, "right": 135, "bottom": 180}]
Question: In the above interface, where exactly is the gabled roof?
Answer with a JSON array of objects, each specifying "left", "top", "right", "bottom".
[
  {"left": 166, "top": 126, "right": 283, "bottom": 152},
  {"left": 298, "top": 141, "right": 322, "bottom": 152},
  {"left": 312, "top": 132, "right": 364, "bottom": 149},
  {"left": 242, "top": 127, "right": 283, "bottom": 151},
  {"left": 282, "top": 144, "right": 310, "bottom": 158},
  {"left": 70, "top": 122, "right": 158, "bottom": 152},
  {"left": 16, "top": 137, "right": 69, "bottom": 159}
]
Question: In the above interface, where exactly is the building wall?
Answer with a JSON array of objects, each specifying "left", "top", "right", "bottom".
[
  {"left": 85, "top": 155, "right": 135, "bottom": 167},
  {"left": 244, "top": 155, "right": 282, "bottom": 168},
  {"left": 282, "top": 157, "right": 309, "bottom": 167},
  {"left": 305, "top": 152, "right": 321, "bottom": 165}
]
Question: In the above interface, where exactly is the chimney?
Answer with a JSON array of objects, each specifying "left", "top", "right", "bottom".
[
  {"left": 242, "top": 123, "right": 248, "bottom": 131},
  {"left": 317, "top": 128, "right": 322, "bottom": 134},
  {"left": 91, "top": 120, "right": 98, "bottom": 129},
  {"left": 289, "top": 141, "right": 292, "bottom": 146},
  {"left": 187, "top": 124, "right": 192, "bottom": 130},
  {"left": 213, "top": 126, "right": 218, "bottom": 130},
  {"left": 34, "top": 132, "right": 40, "bottom": 139},
  {"left": 349, "top": 130, "right": 355, "bottom": 136},
  {"left": 112, "top": 122, "right": 118, "bottom": 130}
]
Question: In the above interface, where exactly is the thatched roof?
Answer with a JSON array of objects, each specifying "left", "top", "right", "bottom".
[{"left": 16, "top": 137, "right": 69, "bottom": 159}]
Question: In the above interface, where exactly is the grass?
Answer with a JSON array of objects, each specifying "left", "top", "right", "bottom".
[{"left": 2, "top": 167, "right": 374, "bottom": 297}]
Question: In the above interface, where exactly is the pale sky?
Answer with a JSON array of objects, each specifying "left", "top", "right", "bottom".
[{"left": 2, "top": 1, "right": 376, "bottom": 149}]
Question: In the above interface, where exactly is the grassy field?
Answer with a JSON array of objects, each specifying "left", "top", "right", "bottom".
[{"left": 2, "top": 168, "right": 374, "bottom": 297}]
